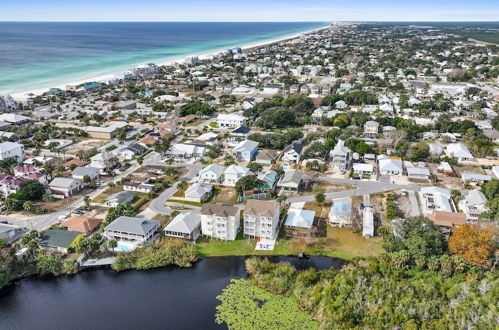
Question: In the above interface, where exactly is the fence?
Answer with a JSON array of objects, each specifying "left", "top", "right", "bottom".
[{"left": 237, "top": 192, "right": 269, "bottom": 202}]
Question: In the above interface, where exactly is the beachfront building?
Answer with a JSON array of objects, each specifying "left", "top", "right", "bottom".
[
  {"left": 200, "top": 204, "right": 240, "bottom": 241},
  {"left": 243, "top": 200, "right": 280, "bottom": 240}
]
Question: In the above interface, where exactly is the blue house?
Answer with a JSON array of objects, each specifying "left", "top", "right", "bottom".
[{"left": 233, "top": 140, "right": 258, "bottom": 161}]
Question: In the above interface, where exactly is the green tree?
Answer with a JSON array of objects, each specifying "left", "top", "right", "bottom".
[
  {"left": 384, "top": 216, "right": 446, "bottom": 260},
  {"left": 235, "top": 175, "right": 263, "bottom": 195},
  {"left": 19, "top": 180, "right": 46, "bottom": 201},
  {"left": 34, "top": 254, "right": 64, "bottom": 276},
  {"left": 315, "top": 191, "right": 325, "bottom": 204}
]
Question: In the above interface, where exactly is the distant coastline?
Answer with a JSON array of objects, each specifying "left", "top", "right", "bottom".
[{"left": 0, "top": 22, "right": 329, "bottom": 99}]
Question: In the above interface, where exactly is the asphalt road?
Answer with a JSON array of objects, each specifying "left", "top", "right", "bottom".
[
  {"left": 0, "top": 162, "right": 140, "bottom": 231},
  {"left": 287, "top": 177, "right": 420, "bottom": 203}
]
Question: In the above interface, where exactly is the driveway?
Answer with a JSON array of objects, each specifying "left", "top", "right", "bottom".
[{"left": 143, "top": 160, "right": 203, "bottom": 217}]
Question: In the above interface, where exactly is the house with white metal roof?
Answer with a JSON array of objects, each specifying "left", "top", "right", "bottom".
[
  {"left": 379, "top": 158, "right": 403, "bottom": 176},
  {"left": 199, "top": 163, "right": 225, "bottom": 184},
  {"left": 284, "top": 208, "right": 315, "bottom": 237},
  {"left": 223, "top": 165, "right": 250, "bottom": 187},
  {"left": 164, "top": 212, "right": 201, "bottom": 241},
  {"left": 184, "top": 183, "right": 213, "bottom": 203},
  {"left": 329, "top": 197, "right": 352, "bottom": 227},
  {"left": 458, "top": 190, "right": 488, "bottom": 222}
]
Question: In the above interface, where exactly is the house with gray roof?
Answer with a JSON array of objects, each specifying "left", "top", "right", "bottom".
[
  {"left": 277, "top": 170, "right": 304, "bottom": 191},
  {"left": 72, "top": 166, "right": 100, "bottom": 181},
  {"left": 284, "top": 208, "right": 315, "bottom": 237},
  {"left": 164, "top": 212, "right": 201, "bottom": 240},
  {"left": 184, "top": 183, "right": 213, "bottom": 203},
  {"left": 49, "top": 177, "right": 82, "bottom": 198},
  {"left": 104, "top": 216, "right": 160, "bottom": 249},
  {"left": 459, "top": 190, "right": 489, "bottom": 222},
  {"left": 233, "top": 139, "right": 258, "bottom": 161},
  {"left": 106, "top": 191, "right": 135, "bottom": 207}
]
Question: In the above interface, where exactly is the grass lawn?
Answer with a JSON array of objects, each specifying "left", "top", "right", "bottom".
[
  {"left": 152, "top": 214, "right": 171, "bottom": 226},
  {"left": 92, "top": 185, "right": 123, "bottom": 203},
  {"left": 167, "top": 199, "right": 203, "bottom": 207},
  {"left": 173, "top": 183, "right": 190, "bottom": 198},
  {"left": 197, "top": 227, "right": 384, "bottom": 261},
  {"left": 455, "top": 165, "right": 483, "bottom": 175}
]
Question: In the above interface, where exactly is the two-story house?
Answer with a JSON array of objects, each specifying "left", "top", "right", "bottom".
[
  {"left": 458, "top": 190, "right": 489, "bottom": 222},
  {"left": 198, "top": 163, "right": 225, "bottom": 184},
  {"left": 0, "top": 142, "right": 24, "bottom": 161},
  {"left": 223, "top": 165, "right": 250, "bottom": 187},
  {"left": 233, "top": 140, "right": 258, "bottom": 162},
  {"left": 364, "top": 121, "right": 379, "bottom": 138},
  {"left": 282, "top": 144, "right": 303, "bottom": 166},
  {"left": 104, "top": 216, "right": 160, "bottom": 250},
  {"left": 216, "top": 113, "right": 246, "bottom": 128}
]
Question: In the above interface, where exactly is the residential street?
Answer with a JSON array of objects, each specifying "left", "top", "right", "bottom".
[
  {"left": 287, "top": 177, "right": 419, "bottom": 203},
  {"left": 0, "top": 162, "right": 140, "bottom": 231}
]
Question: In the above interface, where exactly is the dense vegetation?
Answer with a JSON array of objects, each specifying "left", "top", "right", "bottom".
[
  {"left": 479, "top": 179, "right": 499, "bottom": 220},
  {"left": 243, "top": 95, "right": 315, "bottom": 128},
  {"left": 321, "top": 91, "right": 378, "bottom": 106},
  {"left": 179, "top": 100, "right": 215, "bottom": 117},
  {"left": 238, "top": 256, "right": 497, "bottom": 329},
  {"left": 216, "top": 279, "right": 319, "bottom": 329},
  {"left": 112, "top": 238, "right": 198, "bottom": 271},
  {"left": 248, "top": 129, "right": 303, "bottom": 150},
  {"left": 216, "top": 216, "right": 497, "bottom": 329}
]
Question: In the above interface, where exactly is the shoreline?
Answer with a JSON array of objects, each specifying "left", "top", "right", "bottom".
[
  {"left": 0, "top": 253, "right": 347, "bottom": 291},
  {"left": 9, "top": 23, "right": 330, "bottom": 100}
]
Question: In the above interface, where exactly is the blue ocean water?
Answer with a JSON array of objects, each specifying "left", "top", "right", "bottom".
[{"left": 0, "top": 22, "right": 326, "bottom": 94}]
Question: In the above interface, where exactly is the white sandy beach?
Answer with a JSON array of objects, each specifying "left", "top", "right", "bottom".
[{"left": 10, "top": 23, "right": 330, "bottom": 100}]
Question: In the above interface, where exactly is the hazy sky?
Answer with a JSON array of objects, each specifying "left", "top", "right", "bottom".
[{"left": 1, "top": 0, "right": 498, "bottom": 22}]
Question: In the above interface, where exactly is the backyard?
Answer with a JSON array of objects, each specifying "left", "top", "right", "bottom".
[{"left": 197, "top": 226, "right": 383, "bottom": 260}]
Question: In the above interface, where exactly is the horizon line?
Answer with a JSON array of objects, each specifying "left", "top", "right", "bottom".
[{"left": 0, "top": 20, "right": 498, "bottom": 23}]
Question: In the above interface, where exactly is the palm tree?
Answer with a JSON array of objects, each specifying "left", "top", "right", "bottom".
[
  {"left": 23, "top": 201, "right": 34, "bottom": 212},
  {"left": 83, "top": 196, "right": 91, "bottom": 208}
]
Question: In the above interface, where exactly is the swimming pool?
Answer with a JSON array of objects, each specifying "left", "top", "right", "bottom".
[{"left": 114, "top": 245, "right": 131, "bottom": 252}]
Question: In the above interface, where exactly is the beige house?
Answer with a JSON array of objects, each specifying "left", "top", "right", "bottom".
[
  {"left": 364, "top": 121, "right": 379, "bottom": 137},
  {"left": 243, "top": 200, "right": 280, "bottom": 240},
  {"left": 86, "top": 122, "right": 127, "bottom": 139}
]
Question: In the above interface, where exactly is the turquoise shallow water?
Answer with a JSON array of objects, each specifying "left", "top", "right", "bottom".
[{"left": 0, "top": 22, "right": 327, "bottom": 94}]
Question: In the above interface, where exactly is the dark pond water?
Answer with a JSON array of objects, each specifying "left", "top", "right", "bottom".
[{"left": 0, "top": 256, "right": 345, "bottom": 330}]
